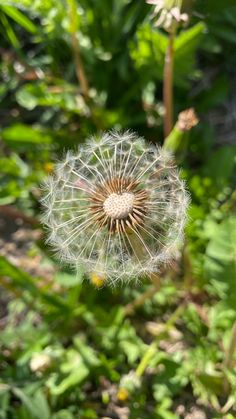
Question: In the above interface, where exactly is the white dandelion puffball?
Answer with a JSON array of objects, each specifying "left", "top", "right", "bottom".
[{"left": 42, "top": 131, "right": 189, "bottom": 285}]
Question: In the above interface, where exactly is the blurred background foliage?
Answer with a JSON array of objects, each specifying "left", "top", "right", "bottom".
[{"left": 0, "top": 0, "right": 236, "bottom": 418}]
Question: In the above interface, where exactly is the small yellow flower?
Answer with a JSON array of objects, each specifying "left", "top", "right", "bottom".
[
  {"left": 43, "top": 162, "right": 54, "bottom": 174},
  {"left": 90, "top": 272, "right": 106, "bottom": 288},
  {"left": 117, "top": 387, "right": 129, "bottom": 401}
]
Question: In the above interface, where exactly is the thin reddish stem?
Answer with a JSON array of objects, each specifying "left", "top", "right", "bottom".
[{"left": 163, "top": 32, "right": 174, "bottom": 138}]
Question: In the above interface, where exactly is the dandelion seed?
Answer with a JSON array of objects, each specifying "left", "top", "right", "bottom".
[{"left": 41, "top": 131, "right": 189, "bottom": 286}]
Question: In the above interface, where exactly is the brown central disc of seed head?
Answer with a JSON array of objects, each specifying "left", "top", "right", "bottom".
[
  {"left": 103, "top": 192, "right": 135, "bottom": 219},
  {"left": 89, "top": 177, "right": 148, "bottom": 233}
]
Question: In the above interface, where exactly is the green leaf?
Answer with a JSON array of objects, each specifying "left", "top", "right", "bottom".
[
  {"left": 54, "top": 271, "right": 83, "bottom": 288},
  {"left": 0, "top": 397, "right": 10, "bottom": 417},
  {"left": 52, "top": 411, "right": 74, "bottom": 419},
  {"left": 1, "top": 124, "right": 52, "bottom": 146},
  {"left": 1, "top": 5, "right": 37, "bottom": 34},
  {"left": 11, "top": 387, "right": 49, "bottom": 419},
  {"left": 0, "top": 12, "right": 20, "bottom": 49},
  {"left": 197, "top": 372, "right": 223, "bottom": 396},
  {"left": 31, "top": 389, "right": 51, "bottom": 419},
  {"left": 16, "top": 82, "right": 87, "bottom": 113},
  {"left": 154, "top": 397, "right": 178, "bottom": 419},
  {"left": 74, "top": 337, "right": 100, "bottom": 368},
  {"left": 130, "top": 22, "right": 205, "bottom": 88},
  {"left": 51, "top": 364, "right": 89, "bottom": 395},
  {"left": 204, "top": 145, "right": 236, "bottom": 188},
  {"left": 174, "top": 22, "right": 205, "bottom": 87},
  {"left": 204, "top": 217, "right": 236, "bottom": 306}
]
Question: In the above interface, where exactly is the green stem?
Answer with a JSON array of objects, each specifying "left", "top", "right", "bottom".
[
  {"left": 136, "top": 303, "right": 185, "bottom": 377},
  {"left": 67, "top": 0, "right": 89, "bottom": 100}
]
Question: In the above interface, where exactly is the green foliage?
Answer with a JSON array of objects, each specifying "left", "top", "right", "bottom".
[
  {"left": 130, "top": 22, "right": 205, "bottom": 88},
  {"left": 205, "top": 217, "right": 236, "bottom": 305},
  {"left": 0, "top": 0, "right": 236, "bottom": 417}
]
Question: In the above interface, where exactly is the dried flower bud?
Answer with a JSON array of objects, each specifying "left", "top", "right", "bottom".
[
  {"left": 30, "top": 353, "right": 51, "bottom": 374},
  {"left": 176, "top": 108, "right": 199, "bottom": 132},
  {"left": 146, "top": 0, "right": 189, "bottom": 31},
  {"left": 41, "top": 131, "right": 189, "bottom": 286}
]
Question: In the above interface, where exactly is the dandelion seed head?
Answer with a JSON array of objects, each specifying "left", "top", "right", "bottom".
[{"left": 41, "top": 131, "right": 189, "bottom": 286}]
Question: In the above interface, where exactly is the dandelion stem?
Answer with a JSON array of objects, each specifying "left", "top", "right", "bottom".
[
  {"left": 135, "top": 302, "right": 185, "bottom": 377},
  {"left": 163, "top": 31, "right": 175, "bottom": 138},
  {"left": 67, "top": 0, "right": 89, "bottom": 100}
]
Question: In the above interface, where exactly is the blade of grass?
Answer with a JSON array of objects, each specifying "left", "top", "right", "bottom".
[
  {"left": 1, "top": 5, "right": 37, "bottom": 34},
  {"left": 0, "top": 12, "right": 20, "bottom": 49}
]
